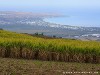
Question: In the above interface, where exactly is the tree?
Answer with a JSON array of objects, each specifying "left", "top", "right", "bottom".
[
  {"left": 53, "top": 35, "right": 56, "bottom": 38},
  {"left": 35, "top": 32, "right": 38, "bottom": 35}
]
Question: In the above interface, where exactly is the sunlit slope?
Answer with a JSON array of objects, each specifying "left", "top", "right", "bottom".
[
  {"left": 0, "top": 30, "right": 34, "bottom": 39},
  {"left": 0, "top": 30, "right": 100, "bottom": 63}
]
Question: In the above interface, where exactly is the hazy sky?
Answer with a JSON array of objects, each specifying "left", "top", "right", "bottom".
[
  {"left": 0, "top": 0, "right": 100, "bottom": 27},
  {"left": 0, "top": 0, "right": 100, "bottom": 7}
]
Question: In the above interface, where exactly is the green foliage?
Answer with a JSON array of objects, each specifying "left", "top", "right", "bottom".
[
  {"left": 0, "top": 30, "right": 100, "bottom": 63},
  {"left": 0, "top": 30, "right": 100, "bottom": 54}
]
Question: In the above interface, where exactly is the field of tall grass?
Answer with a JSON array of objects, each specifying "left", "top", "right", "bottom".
[{"left": 0, "top": 30, "right": 100, "bottom": 63}]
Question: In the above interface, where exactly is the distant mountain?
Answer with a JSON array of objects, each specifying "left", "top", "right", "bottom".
[{"left": 0, "top": 11, "right": 100, "bottom": 41}]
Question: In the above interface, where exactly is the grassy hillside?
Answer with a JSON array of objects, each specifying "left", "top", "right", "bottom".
[
  {"left": 0, "top": 30, "right": 34, "bottom": 39},
  {"left": 0, "top": 30, "right": 100, "bottom": 63}
]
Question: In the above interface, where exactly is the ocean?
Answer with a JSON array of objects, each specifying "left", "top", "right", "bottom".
[{"left": 44, "top": 15, "right": 100, "bottom": 27}]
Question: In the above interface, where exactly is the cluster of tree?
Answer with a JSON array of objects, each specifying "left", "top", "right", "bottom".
[
  {"left": 34, "top": 32, "right": 44, "bottom": 36},
  {"left": 23, "top": 32, "right": 62, "bottom": 39},
  {"left": 34, "top": 32, "right": 62, "bottom": 38}
]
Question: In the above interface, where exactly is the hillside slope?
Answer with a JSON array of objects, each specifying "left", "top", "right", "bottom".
[{"left": 0, "top": 11, "right": 100, "bottom": 39}]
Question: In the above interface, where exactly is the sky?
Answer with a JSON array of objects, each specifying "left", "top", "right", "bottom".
[
  {"left": 0, "top": 0, "right": 100, "bottom": 11},
  {"left": 0, "top": 0, "right": 100, "bottom": 8},
  {"left": 0, "top": 0, "right": 100, "bottom": 27}
]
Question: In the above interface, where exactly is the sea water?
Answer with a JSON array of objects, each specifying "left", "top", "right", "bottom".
[{"left": 44, "top": 15, "right": 100, "bottom": 27}]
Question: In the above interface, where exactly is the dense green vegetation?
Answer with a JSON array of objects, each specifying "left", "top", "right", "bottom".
[{"left": 0, "top": 30, "right": 100, "bottom": 63}]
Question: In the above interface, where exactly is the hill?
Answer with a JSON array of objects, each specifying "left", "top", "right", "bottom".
[{"left": 0, "top": 11, "right": 100, "bottom": 40}]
